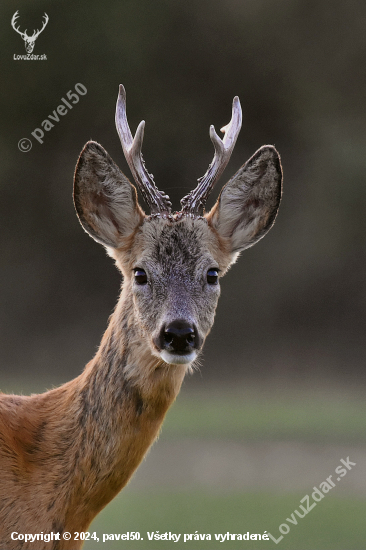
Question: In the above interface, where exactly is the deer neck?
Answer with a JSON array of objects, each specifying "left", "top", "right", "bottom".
[
  {"left": 63, "top": 284, "right": 187, "bottom": 527},
  {"left": 82, "top": 282, "right": 187, "bottom": 401}
]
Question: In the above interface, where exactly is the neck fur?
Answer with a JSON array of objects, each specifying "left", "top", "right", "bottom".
[{"left": 62, "top": 284, "right": 187, "bottom": 529}]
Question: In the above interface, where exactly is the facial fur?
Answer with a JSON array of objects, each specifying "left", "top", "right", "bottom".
[{"left": 109, "top": 216, "right": 231, "bottom": 365}]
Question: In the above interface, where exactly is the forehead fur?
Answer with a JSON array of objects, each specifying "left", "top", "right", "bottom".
[{"left": 114, "top": 217, "right": 231, "bottom": 274}]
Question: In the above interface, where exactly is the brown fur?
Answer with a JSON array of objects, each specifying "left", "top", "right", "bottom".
[
  {"left": 0, "top": 283, "right": 186, "bottom": 548},
  {"left": 0, "top": 127, "right": 282, "bottom": 548}
]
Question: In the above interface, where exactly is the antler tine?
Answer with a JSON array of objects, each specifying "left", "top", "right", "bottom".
[
  {"left": 33, "top": 13, "right": 49, "bottom": 39},
  {"left": 11, "top": 11, "right": 26, "bottom": 38},
  {"left": 180, "top": 96, "right": 242, "bottom": 216},
  {"left": 115, "top": 85, "right": 172, "bottom": 216}
]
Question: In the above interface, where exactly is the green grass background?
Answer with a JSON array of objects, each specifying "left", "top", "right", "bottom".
[
  {"left": 2, "top": 378, "right": 365, "bottom": 549},
  {"left": 82, "top": 384, "right": 366, "bottom": 550},
  {"left": 85, "top": 491, "right": 366, "bottom": 550}
]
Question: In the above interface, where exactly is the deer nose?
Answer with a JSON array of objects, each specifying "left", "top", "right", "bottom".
[{"left": 159, "top": 320, "right": 198, "bottom": 354}]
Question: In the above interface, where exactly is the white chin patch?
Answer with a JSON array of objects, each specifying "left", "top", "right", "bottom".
[{"left": 160, "top": 350, "right": 197, "bottom": 365}]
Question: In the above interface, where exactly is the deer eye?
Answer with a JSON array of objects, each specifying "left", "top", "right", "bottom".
[
  {"left": 207, "top": 269, "right": 219, "bottom": 285},
  {"left": 134, "top": 268, "right": 148, "bottom": 285}
]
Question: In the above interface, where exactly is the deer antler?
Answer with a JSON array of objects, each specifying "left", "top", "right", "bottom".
[
  {"left": 11, "top": 11, "right": 26, "bottom": 39},
  {"left": 115, "top": 85, "right": 172, "bottom": 216},
  {"left": 179, "top": 96, "right": 242, "bottom": 216},
  {"left": 32, "top": 13, "right": 49, "bottom": 40}
]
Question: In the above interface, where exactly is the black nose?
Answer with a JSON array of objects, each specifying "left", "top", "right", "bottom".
[{"left": 159, "top": 320, "right": 198, "bottom": 354}]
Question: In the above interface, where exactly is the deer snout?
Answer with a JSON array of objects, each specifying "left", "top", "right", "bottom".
[
  {"left": 154, "top": 320, "right": 201, "bottom": 364},
  {"left": 163, "top": 321, "right": 196, "bottom": 352}
]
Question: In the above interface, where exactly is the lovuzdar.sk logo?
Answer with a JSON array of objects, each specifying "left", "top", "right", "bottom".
[{"left": 11, "top": 10, "right": 48, "bottom": 61}]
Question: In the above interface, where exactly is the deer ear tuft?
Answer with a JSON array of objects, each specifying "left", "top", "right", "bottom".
[
  {"left": 73, "top": 141, "right": 143, "bottom": 248},
  {"left": 207, "top": 145, "right": 282, "bottom": 256}
]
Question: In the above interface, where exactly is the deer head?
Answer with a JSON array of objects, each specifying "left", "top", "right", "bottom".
[
  {"left": 11, "top": 11, "right": 49, "bottom": 54},
  {"left": 73, "top": 86, "right": 282, "bottom": 366}
]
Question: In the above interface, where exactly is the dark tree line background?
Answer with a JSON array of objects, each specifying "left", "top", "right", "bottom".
[{"left": 1, "top": 0, "right": 365, "bottom": 387}]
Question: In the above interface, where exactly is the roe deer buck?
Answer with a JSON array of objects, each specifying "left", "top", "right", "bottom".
[{"left": 0, "top": 85, "right": 282, "bottom": 549}]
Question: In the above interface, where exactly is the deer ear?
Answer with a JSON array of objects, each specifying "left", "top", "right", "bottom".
[
  {"left": 73, "top": 141, "right": 143, "bottom": 248},
  {"left": 207, "top": 145, "right": 282, "bottom": 255}
]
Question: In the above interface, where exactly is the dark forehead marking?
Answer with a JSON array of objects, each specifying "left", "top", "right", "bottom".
[{"left": 154, "top": 222, "right": 204, "bottom": 265}]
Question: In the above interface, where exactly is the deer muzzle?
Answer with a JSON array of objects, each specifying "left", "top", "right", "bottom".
[{"left": 154, "top": 319, "right": 202, "bottom": 365}]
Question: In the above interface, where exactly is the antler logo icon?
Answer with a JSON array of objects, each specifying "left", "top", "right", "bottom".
[{"left": 11, "top": 11, "right": 49, "bottom": 54}]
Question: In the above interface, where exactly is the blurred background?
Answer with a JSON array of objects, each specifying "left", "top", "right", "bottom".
[{"left": 1, "top": 0, "right": 366, "bottom": 548}]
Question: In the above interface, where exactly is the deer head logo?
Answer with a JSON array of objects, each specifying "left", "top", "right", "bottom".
[{"left": 11, "top": 11, "right": 49, "bottom": 54}]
